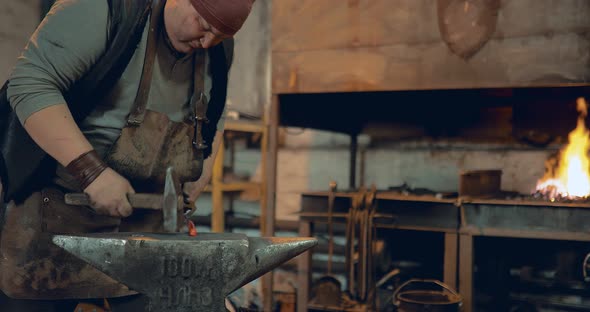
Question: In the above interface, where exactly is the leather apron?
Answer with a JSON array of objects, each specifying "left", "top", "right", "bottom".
[{"left": 0, "top": 0, "right": 211, "bottom": 300}]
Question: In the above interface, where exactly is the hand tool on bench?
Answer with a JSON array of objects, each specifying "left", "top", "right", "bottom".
[{"left": 64, "top": 166, "right": 182, "bottom": 233}]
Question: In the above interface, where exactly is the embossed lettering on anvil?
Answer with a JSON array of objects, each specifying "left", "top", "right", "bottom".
[
  {"left": 158, "top": 255, "right": 218, "bottom": 279},
  {"left": 159, "top": 285, "right": 213, "bottom": 307},
  {"left": 157, "top": 256, "right": 218, "bottom": 307}
]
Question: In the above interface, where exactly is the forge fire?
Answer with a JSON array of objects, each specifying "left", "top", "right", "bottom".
[{"left": 536, "top": 97, "right": 590, "bottom": 200}]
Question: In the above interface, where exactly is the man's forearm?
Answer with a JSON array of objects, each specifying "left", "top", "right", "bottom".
[
  {"left": 185, "top": 130, "right": 224, "bottom": 201},
  {"left": 23, "top": 103, "right": 93, "bottom": 166},
  {"left": 195, "top": 130, "right": 224, "bottom": 187}
]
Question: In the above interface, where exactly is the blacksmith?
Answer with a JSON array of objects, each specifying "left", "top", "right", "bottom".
[{"left": 0, "top": 0, "right": 254, "bottom": 310}]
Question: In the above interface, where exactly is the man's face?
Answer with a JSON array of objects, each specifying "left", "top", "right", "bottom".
[{"left": 164, "top": 0, "right": 232, "bottom": 53}]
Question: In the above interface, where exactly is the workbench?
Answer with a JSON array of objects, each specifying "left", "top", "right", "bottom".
[{"left": 296, "top": 191, "right": 590, "bottom": 312}]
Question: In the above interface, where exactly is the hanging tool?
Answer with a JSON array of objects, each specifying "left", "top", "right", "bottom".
[
  {"left": 346, "top": 187, "right": 365, "bottom": 300},
  {"left": 309, "top": 181, "right": 342, "bottom": 307},
  {"left": 363, "top": 185, "right": 378, "bottom": 308}
]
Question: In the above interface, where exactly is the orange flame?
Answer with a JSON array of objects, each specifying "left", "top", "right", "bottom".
[{"left": 536, "top": 98, "right": 590, "bottom": 200}]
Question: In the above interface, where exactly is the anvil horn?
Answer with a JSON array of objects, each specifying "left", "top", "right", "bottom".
[
  {"left": 225, "top": 236, "right": 319, "bottom": 293},
  {"left": 53, "top": 233, "right": 317, "bottom": 312}
]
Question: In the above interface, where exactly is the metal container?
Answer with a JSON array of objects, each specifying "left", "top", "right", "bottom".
[
  {"left": 459, "top": 169, "right": 502, "bottom": 198},
  {"left": 394, "top": 279, "right": 462, "bottom": 312}
]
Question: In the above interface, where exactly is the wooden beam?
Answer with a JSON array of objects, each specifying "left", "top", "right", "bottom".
[
  {"left": 272, "top": 0, "right": 590, "bottom": 94},
  {"left": 444, "top": 233, "right": 458, "bottom": 291},
  {"left": 224, "top": 120, "right": 266, "bottom": 133},
  {"left": 272, "top": 36, "right": 590, "bottom": 94},
  {"left": 259, "top": 118, "right": 268, "bottom": 235},
  {"left": 262, "top": 95, "right": 280, "bottom": 311},
  {"left": 272, "top": 0, "right": 590, "bottom": 53},
  {"left": 459, "top": 234, "right": 474, "bottom": 312},
  {"left": 297, "top": 221, "right": 313, "bottom": 312}
]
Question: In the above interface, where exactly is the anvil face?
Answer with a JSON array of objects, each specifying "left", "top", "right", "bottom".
[{"left": 52, "top": 233, "right": 317, "bottom": 312}]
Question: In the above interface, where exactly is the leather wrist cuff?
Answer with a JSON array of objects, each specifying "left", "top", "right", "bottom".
[{"left": 65, "top": 150, "right": 108, "bottom": 190}]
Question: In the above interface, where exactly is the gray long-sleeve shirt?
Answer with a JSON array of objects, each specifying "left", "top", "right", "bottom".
[{"left": 7, "top": 0, "right": 224, "bottom": 157}]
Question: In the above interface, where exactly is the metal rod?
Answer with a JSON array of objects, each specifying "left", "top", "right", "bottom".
[
  {"left": 193, "top": 215, "right": 298, "bottom": 232},
  {"left": 212, "top": 139, "right": 225, "bottom": 232},
  {"left": 193, "top": 215, "right": 357, "bottom": 236},
  {"left": 327, "top": 181, "right": 337, "bottom": 275},
  {"left": 359, "top": 147, "right": 366, "bottom": 188},
  {"left": 283, "top": 258, "right": 347, "bottom": 273},
  {"left": 349, "top": 134, "right": 358, "bottom": 189}
]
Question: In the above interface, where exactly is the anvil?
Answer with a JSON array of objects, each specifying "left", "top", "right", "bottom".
[{"left": 53, "top": 233, "right": 317, "bottom": 312}]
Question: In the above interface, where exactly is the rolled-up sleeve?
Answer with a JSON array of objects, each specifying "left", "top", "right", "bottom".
[{"left": 7, "top": 0, "right": 109, "bottom": 124}]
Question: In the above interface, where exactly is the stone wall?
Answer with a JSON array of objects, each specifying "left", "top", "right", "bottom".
[
  {"left": 197, "top": 126, "right": 556, "bottom": 222},
  {"left": 226, "top": 0, "right": 271, "bottom": 118},
  {"left": 235, "top": 130, "right": 556, "bottom": 222},
  {"left": 0, "top": 0, "right": 39, "bottom": 82}
]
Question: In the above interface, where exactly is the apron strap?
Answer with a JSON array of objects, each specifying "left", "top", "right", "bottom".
[
  {"left": 127, "top": 0, "right": 165, "bottom": 126},
  {"left": 191, "top": 53, "right": 209, "bottom": 154},
  {"left": 126, "top": 0, "right": 209, "bottom": 156}
]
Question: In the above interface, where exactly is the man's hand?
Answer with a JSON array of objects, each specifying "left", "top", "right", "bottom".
[
  {"left": 183, "top": 181, "right": 206, "bottom": 203},
  {"left": 183, "top": 130, "right": 224, "bottom": 202},
  {"left": 83, "top": 168, "right": 135, "bottom": 217}
]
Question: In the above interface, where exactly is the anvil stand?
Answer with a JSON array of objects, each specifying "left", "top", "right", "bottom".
[{"left": 53, "top": 232, "right": 317, "bottom": 312}]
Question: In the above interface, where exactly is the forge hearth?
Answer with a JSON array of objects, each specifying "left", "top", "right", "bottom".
[
  {"left": 530, "top": 191, "right": 590, "bottom": 204},
  {"left": 298, "top": 188, "right": 590, "bottom": 312},
  {"left": 386, "top": 182, "right": 590, "bottom": 205}
]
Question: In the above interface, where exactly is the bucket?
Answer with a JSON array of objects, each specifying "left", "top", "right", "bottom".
[{"left": 393, "top": 279, "right": 462, "bottom": 312}]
